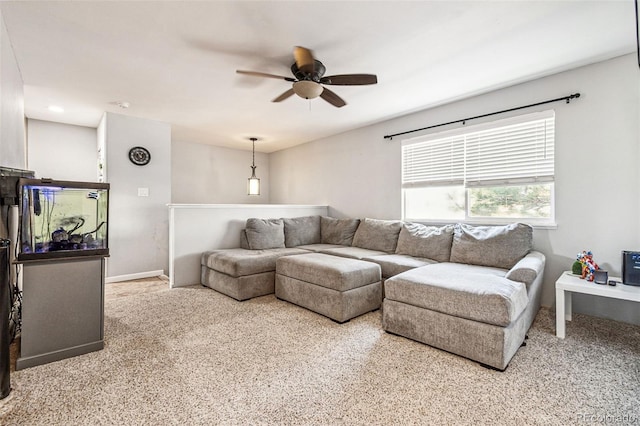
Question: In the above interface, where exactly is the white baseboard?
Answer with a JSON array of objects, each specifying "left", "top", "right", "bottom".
[{"left": 106, "top": 270, "right": 166, "bottom": 284}]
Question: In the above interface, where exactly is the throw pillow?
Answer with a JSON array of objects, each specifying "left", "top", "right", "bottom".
[
  {"left": 395, "top": 223, "right": 454, "bottom": 262},
  {"left": 352, "top": 218, "right": 402, "bottom": 253},
  {"left": 506, "top": 251, "right": 545, "bottom": 286},
  {"left": 320, "top": 216, "right": 360, "bottom": 245},
  {"left": 240, "top": 229, "right": 250, "bottom": 249},
  {"left": 283, "top": 215, "right": 321, "bottom": 247},
  {"left": 449, "top": 223, "right": 532, "bottom": 269},
  {"left": 245, "top": 218, "right": 285, "bottom": 250}
]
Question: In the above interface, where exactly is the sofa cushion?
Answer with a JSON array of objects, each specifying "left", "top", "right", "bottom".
[
  {"left": 283, "top": 215, "right": 321, "bottom": 247},
  {"left": 352, "top": 218, "right": 402, "bottom": 253},
  {"left": 362, "top": 254, "right": 437, "bottom": 279},
  {"left": 240, "top": 229, "right": 250, "bottom": 249},
  {"left": 449, "top": 223, "right": 532, "bottom": 269},
  {"left": 276, "top": 253, "right": 380, "bottom": 292},
  {"left": 295, "top": 243, "right": 348, "bottom": 252},
  {"left": 319, "top": 246, "right": 387, "bottom": 260},
  {"left": 245, "top": 218, "right": 285, "bottom": 250},
  {"left": 395, "top": 223, "right": 454, "bottom": 262},
  {"left": 201, "top": 247, "right": 309, "bottom": 277},
  {"left": 320, "top": 216, "right": 360, "bottom": 245},
  {"left": 385, "top": 263, "right": 527, "bottom": 327}
]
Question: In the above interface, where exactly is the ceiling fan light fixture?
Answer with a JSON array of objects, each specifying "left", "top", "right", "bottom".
[
  {"left": 236, "top": 46, "right": 376, "bottom": 108},
  {"left": 292, "top": 80, "right": 323, "bottom": 99}
]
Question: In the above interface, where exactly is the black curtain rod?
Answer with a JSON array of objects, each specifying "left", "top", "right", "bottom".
[{"left": 383, "top": 92, "right": 581, "bottom": 140}]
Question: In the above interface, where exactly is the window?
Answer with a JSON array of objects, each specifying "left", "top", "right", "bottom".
[{"left": 402, "top": 110, "right": 555, "bottom": 225}]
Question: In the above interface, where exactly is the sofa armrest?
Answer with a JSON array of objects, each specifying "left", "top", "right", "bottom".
[{"left": 506, "top": 250, "right": 545, "bottom": 287}]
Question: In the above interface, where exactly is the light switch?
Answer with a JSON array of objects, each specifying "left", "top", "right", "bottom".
[{"left": 137, "top": 187, "right": 149, "bottom": 197}]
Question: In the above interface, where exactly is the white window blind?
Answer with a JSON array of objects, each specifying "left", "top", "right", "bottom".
[
  {"left": 465, "top": 116, "right": 554, "bottom": 187},
  {"left": 402, "top": 111, "right": 554, "bottom": 188},
  {"left": 402, "top": 135, "right": 464, "bottom": 187}
]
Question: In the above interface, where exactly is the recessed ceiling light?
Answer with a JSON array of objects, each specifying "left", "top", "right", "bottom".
[{"left": 48, "top": 105, "right": 64, "bottom": 113}]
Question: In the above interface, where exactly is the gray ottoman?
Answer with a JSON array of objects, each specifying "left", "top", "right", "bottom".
[
  {"left": 382, "top": 262, "right": 540, "bottom": 370},
  {"left": 201, "top": 248, "right": 309, "bottom": 301},
  {"left": 275, "top": 253, "right": 382, "bottom": 323}
]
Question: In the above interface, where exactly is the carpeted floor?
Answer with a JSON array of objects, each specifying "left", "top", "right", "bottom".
[{"left": 1, "top": 284, "right": 638, "bottom": 425}]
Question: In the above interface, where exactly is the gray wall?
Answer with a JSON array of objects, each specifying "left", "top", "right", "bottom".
[
  {"left": 23, "top": 117, "right": 269, "bottom": 279},
  {"left": 169, "top": 204, "right": 327, "bottom": 287},
  {"left": 269, "top": 54, "right": 640, "bottom": 325},
  {"left": 0, "top": 10, "right": 25, "bottom": 170},
  {"left": 171, "top": 139, "right": 269, "bottom": 204},
  {"left": 102, "top": 112, "right": 171, "bottom": 278},
  {"left": 26, "top": 119, "right": 97, "bottom": 181}
]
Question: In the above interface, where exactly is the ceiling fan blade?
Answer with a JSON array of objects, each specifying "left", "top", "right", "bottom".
[
  {"left": 320, "top": 74, "right": 378, "bottom": 85},
  {"left": 320, "top": 87, "right": 346, "bottom": 108},
  {"left": 236, "top": 70, "right": 295, "bottom": 82},
  {"left": 294, "top": 46, "right": 315, "bottom": 74},
  {"left": 272, "top": 88, "right": 295, "bottom": 103}
]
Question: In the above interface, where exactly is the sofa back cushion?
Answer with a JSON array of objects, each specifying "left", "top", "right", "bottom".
[
  {"left": 283, "top": 215, "right": 321, "bottom": 247},
  {"left": 320, "top": 216, "right": 360, "bottom": 245},
  {"left": 449, "top": 223, "right": 532, "bottom": 269},
  {"left": 245, "top": 218, "right": 285, "bottom": 250},
  {"left": 395, "top": 223, "right": 454, "bottom": 262},
  {"left": 240, "top": 229, "right": 250, "bottom": 249},
  {"left": 352, "top": 218, "right": 403, "bottom": 253}
]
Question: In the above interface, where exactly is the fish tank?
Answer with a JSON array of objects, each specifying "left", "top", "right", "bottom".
[{"left": 17, "top": 178, "right": 109, "bottom": 261}]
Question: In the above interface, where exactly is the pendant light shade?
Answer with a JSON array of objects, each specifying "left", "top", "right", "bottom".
[{"left": 248, "top": 138, "right": 260, "bottom": 195}]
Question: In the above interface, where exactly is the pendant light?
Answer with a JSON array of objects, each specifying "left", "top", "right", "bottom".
[{"left": 247, "top": 137, "right": 260, "bottom": 195}]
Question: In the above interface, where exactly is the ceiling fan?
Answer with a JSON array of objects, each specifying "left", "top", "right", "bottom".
[{"left": 236, "top": 46, "right": 377, "bottom": 108}]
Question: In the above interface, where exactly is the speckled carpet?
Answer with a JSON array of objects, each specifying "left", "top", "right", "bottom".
[{"left": 1, "top": 285, "right": 638, "bottom": 425}]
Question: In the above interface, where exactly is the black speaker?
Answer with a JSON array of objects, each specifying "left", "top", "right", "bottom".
[
  {"left": 622, "top": 250, "right": 640, "bottom": 286},
  {"left": 593, "top": 270, "right": 608, "bottom": 285}
]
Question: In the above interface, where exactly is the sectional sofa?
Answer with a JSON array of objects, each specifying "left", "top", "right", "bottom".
[{"left": 201, "top": 216, "right": 545, "bottom": 370}]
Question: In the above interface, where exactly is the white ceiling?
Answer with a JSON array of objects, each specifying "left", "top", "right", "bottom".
[{"left": 0, "top": 1, "right": 635, "bottom": 153}]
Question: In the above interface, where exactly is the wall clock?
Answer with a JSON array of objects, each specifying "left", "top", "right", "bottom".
[{"left": 128, "top": 146, "right": 151, "bottom": 166}]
